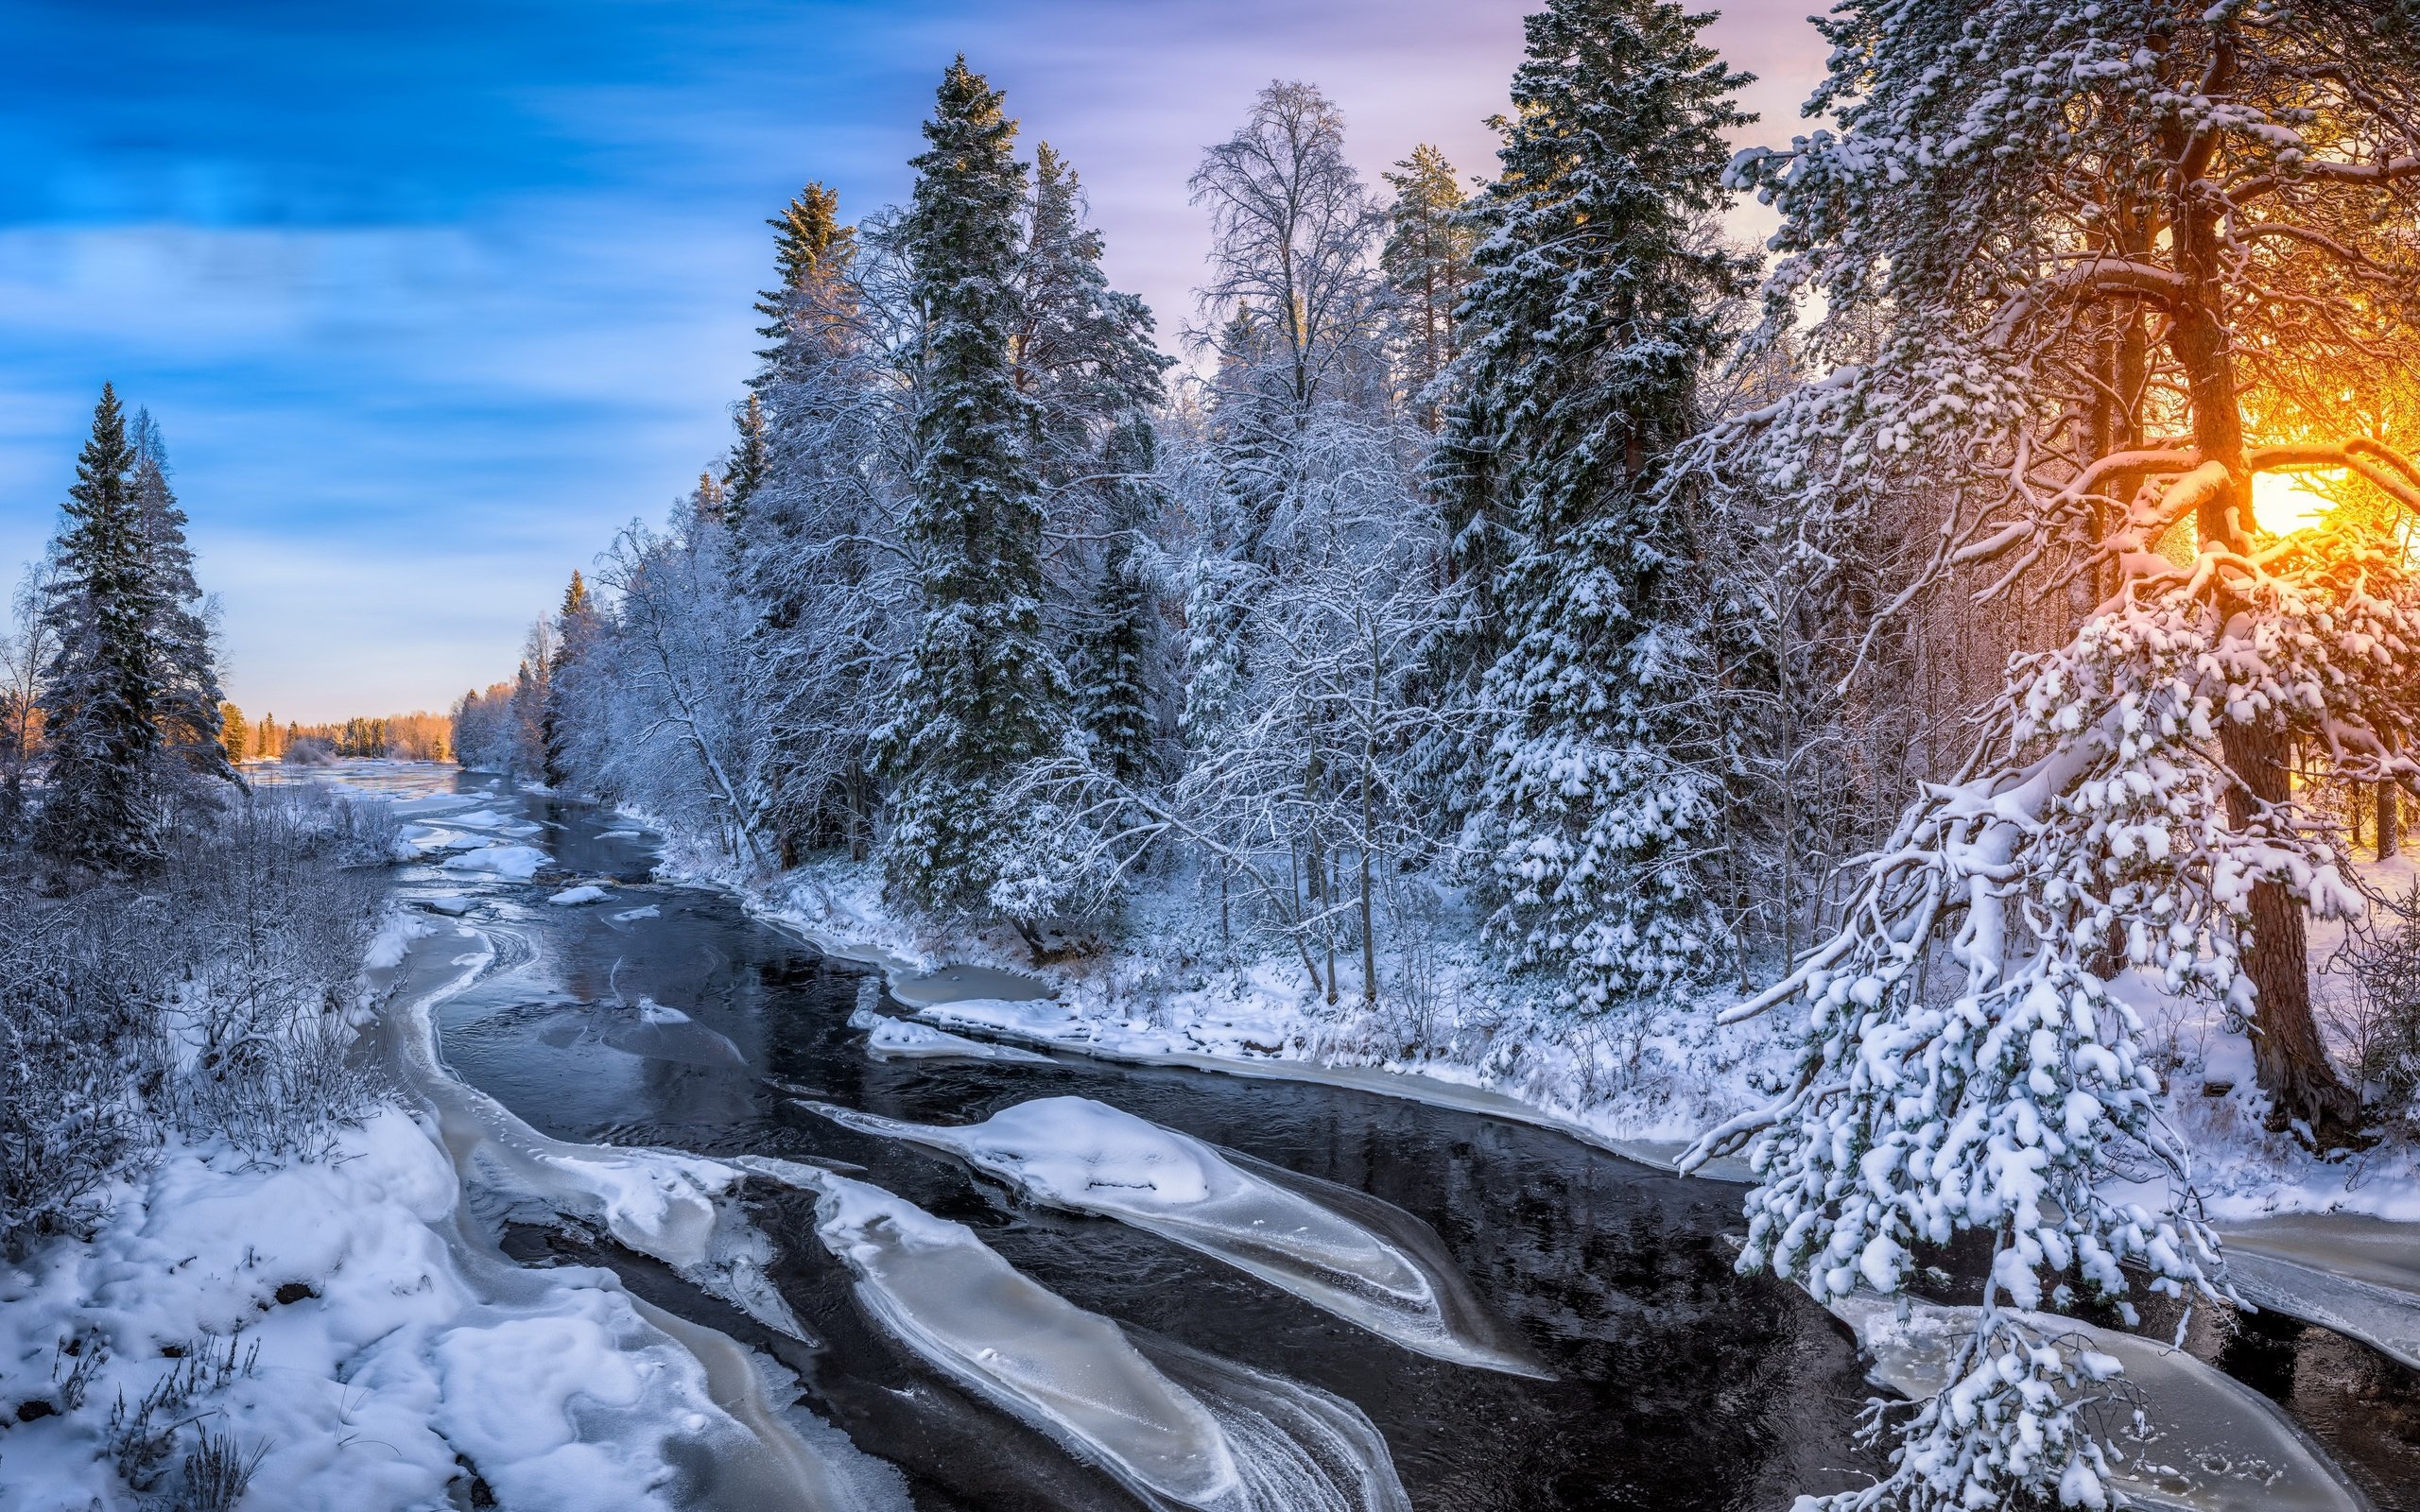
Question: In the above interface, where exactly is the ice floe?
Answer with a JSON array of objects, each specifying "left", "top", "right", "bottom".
[
  {"left": 733, "top": 1156, "right": 1409, "bottom": 1512},
  {"left": 612, "top": 904, "right": 663, "bottom": 922},
  {"left": 549, "top": 884, "right": 610, "bottom": 905},
  {"left": 803, "top": 1095, "right": 1542, "bottom": 1376},
  {"left": 385, "top": 930, "right": 790, "bottom": 1334},
  {"left": 527, "top": 998, "right": 749, "bottom": 1070},
  {"left": 1830, "top": 1294, "right": 2363, "bottom": 1512},
  {"left": 847, "top": 1005, "right": 1051, "bottom": 1063},
  {"left": 441, "top": 843, "right": 553, "bottom": 880}
]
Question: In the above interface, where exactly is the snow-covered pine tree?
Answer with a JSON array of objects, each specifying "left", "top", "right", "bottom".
[
  {"left": 755, "top": 182, "right": 857, "bottom": 364},
  {"left": 1379, "top": 144, "right": 1476, "bottom": 421},
  {"left": 37, "top": 385, "right": 168, "bottom": 873},
  {"left": 1008, "top": 142, "right": 1170, "bottom": 802},
  {"left": 879, "top": 59, "right": 1077, "bottom": 928},
  {"left": 1074, "top": 416, "right": 1161, "bottom": 783},
  {"left": 722, "top": 393, "right": 769, "bottom": 523},
  {"left": 1443, "top": 0, "right": 1753, "bottom": 1015},
  {"left": 542, "top": 571, "right": 593, "bottom": 788},
  {"left": 738, "top": 180, "right": 907, "bottom": 867},
  {"left": 1687, "top": 4, "right": 2420, "bottom": 1506},
  {"left": 128, "top": 412, "right": 233, "bottom": 790}
]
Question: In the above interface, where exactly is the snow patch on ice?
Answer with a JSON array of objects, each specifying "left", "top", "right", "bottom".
[
  {"left": 549, "top": 884, "right": 610, "bottom": 906},
  {"left": 0, "top": 1110, "right": 839, "bottom": 1512},
  {"left": 850, "top": 1009, "right": 1052, "bottom": 1064},
  {"left": 612, "top": 905, "right": 663, "bottom": 922},
  {"left": 441, "top": 844, "right": 552, "bottom": 880}
]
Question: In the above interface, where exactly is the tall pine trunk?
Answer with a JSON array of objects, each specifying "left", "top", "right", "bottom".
[{"left": 2178, "top": 176, "right": 2359, "bottom": 1141}]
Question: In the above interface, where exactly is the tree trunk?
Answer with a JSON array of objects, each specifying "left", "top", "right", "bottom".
[
  {"left": 1359, "top": 753, "right": 1376, "bottom": 1006},
  {"left": 2169, "top": 143, "right": 2360, "bottom": 1144},
  {"left": 2221, "top": 721, "right": 2361, "bottom": 1142},
  {"left": 2381, "top": 779, "right": 2400, "bottom": 863}
]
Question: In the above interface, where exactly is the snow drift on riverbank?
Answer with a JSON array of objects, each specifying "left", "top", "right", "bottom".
[{"left": 0, "top": 1110, "right": 804, "bottom": 1512}]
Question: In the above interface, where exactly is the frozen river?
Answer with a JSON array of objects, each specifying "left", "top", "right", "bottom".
[{"left": 342, "top": 765, "right": 2420, "bottom": 1511}]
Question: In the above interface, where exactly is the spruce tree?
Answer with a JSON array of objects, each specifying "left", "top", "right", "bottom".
[
  {"left": 722, "top": 393, "right": 769, "bottom": 523},
  {"left": 37, "top": 385, "right": 167, "bottom": 872},
  {"left": 543, "top": 571, "right": 592, "bottom": 788},
  {"left": 1446, "top": 0, "right": 1753, "bottom": 1014},
  {"left": 129, "top": 412, "right": 233, "bottom": 787},
  {"left": 879, "top": 59, "right": 1073, "bottom": 922},
  {"left": 754, "top": 182, "right": 856, "bottom": 358},
  {"left": 219, "top": 703, "right": 248, "bottom": 765},
  {"left": 1075, "top": 417, "right": 1160, "bottom": 783}
]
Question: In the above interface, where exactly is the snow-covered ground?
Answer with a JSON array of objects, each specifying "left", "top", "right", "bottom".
[
  {"left": 715, "top": 856, "right": 1777, "bottom": 1183},
  {"left": 0, "top": 1108, "right": 849, "bottom": 1512}
]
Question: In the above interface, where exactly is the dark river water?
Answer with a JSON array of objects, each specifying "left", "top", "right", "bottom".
[{"left": 355, "top": 766, "right": 2420, "bottom": 1512}]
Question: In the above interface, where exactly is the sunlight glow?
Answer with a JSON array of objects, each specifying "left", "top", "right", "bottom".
[{"left": 2251, "top": 468, "right": 2343, "bottom": 537}]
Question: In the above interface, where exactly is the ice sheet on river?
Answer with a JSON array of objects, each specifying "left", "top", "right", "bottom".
[
  {"left": 735, "top": 1156, "right": 1409, "bottom": 1512},
  {"left": 531, "top": 999, "right": 750, "bottom": 1069},
  {"left": 2217, "top": 1213, "right": 2420, "bottom": 1371},
  {"left": 803, "top": 1095, "right": 1542, "bottom": 1376},
  {"left": 389, "top": 927, "right": 791, "bottom": 1337},
  {"left": 1830, "top": 1294, "right": 2364, "bottom": 1512},
  {"left": 848, "top": 1005, "right": 1051, "bottom": 1063}
]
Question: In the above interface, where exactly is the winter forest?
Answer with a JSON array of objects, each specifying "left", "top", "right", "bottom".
[{"left": 18, "top": 1, "right": 2420, "bottom": 1510}]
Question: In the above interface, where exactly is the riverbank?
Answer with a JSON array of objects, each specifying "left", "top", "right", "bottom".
[{"left": 0, "top": 1102, "right": 785, "bottom": 1512}]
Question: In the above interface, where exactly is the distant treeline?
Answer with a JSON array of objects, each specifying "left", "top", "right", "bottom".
[{"left": 219, "top": 705, "right": 450, "bottom": 764}]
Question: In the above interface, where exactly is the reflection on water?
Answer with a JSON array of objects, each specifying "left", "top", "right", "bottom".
[{"left": 333, "top": 765, "right": 2420, "bottom": 1512}]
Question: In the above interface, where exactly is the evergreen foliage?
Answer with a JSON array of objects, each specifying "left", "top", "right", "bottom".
[
  {"left": 1445, "top": 0, "right": 1754, "bottom": 1014},
  {"left": 1075, "top": 417, "right": 1162, "bottom": 783},
  {"left": 1379, "top": 144, "right": 1475, "bottom": 415},
  {"left": 37, "top": 387, "right": 169, "bottom": 873},
  {"left": 878, "top": 59, "right": 1078, "bottom": 924},
  {"left": 128, "top": 413, "right": 233, "bottom": 790}
]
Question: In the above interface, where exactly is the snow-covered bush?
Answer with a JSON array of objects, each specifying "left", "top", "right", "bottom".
[
  {"left": 0, "top": 885, "right": 170, "bottom": 1248},
  {"left": 2337, "top": 885, "right": 2420, "bottom": 1127},
  {"left": 0, "top": 783, "right": 396, "bottom": 1247}
]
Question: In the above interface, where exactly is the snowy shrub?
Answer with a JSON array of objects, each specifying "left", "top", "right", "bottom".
[
  {"left": 0, "top": 885, "right": 169, "bottom": 1249},
  {"left": 2337, "top": 886, "right": 2420, "bottom": 1126},
  {"left": 279, "top": 735, "right": 335, "bottom": 765},
  {"left": 161, "top": 786, "right": 389, "bottom": 1158},
  {"left": 0, "top": 783, "right": 395, "bottom": 1247}
]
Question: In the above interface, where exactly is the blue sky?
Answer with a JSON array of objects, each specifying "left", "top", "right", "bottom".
[{"left": 0, "top": 0, "right": 1822, "bottom": 720}]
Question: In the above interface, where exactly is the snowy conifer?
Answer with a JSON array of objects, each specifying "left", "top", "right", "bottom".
[
  {"left": 1445, "top": 0, "right": 1754, "bottom": 1014},
  {"left": 129, "top": 412, "right": 233, "bottom": 790},
  {"left": 878, "top": 59, "right": 1078, "bottom": 927},
  {"left": 1074, "top": 417, "right": 1162, "bottom": 783},
  {"left": 723, "top": 393, "right": 769, "bottom": 523},
  {"left": 37, "top": 386, "right": 167, "bottom": 872}
]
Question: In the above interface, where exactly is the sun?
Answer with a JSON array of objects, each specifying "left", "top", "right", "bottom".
[{"left": 2251, "top": 469, "right": 2342, "bottom": 537}]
